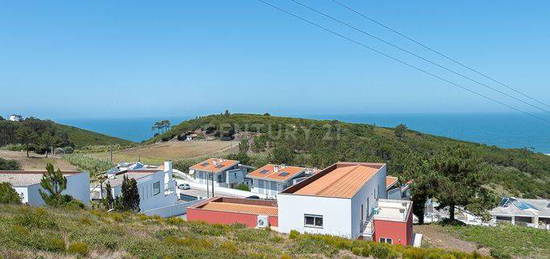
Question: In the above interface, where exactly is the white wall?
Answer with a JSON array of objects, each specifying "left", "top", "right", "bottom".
[
  {"left": 14, "top": 172, "right": 90, "bottom": 206},
  {"left": 112, "top": 170, "right": 177, "bottom": 212},
  {"left": 350, "top": 165, "right": 386, "bottom": 238},
  {"left": 278, "top": 194, "right": 353, "bottom": 238},
  {"left": 277, "top": 165, "right": 387, "bottom": 239}
]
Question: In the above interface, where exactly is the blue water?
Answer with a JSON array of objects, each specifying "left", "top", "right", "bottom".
[
  {"left": 58, "top": 113, "right": 550, "bottom": 153},
  {"left": 58, "top": 116, "right": 192, "bottom": 143}
]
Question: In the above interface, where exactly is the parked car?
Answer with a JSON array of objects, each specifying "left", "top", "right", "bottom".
[
  {"left": 178, "top": 183, "right": 191, "bottom": 190},
  {"left": 246, "top": 195, "right": 260, "bottom": 199}
]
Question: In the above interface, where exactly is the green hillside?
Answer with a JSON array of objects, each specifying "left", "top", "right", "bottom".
[
  {"left": 148, "top": 113, "right": 550, "bottom": 199},
  {"left": 0, "top": 118, "right": 132, "bottom": 149},
  {"left": 53, "top": 123, "right": 132, "bottom": 147},
  {"left": 0, "top": 205, "right": 487, "bottom": 259}
]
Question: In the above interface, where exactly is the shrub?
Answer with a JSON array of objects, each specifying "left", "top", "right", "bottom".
[
  {"left": 490, "top": 249, "right": 512, "bottom": 259},
  {"left": 0, "top": 182, "right": 21, "bottom": 204},
  {"left": 187, "top": 222, "right": 229, "bottom": 236},
  {"left": 233, "top": 183, "right": 251, "bottom": 191},
  {"left": 220, "top": 241, "right": 238, "bottom": 254},
  {"left": 280, "top": 254, "right": 292, "bottom": 259},
  {"left": 68, "top": 242, "right": 89, "bottom": 256},
  {"left": 289, "top": 230, "right": 300, "bottom": 239},
  {"left": 351, "top": 247, "right": 363, "bottom": 256},
  {"left": 41, "top": 236, "right": 66, "bottom": 252},
  {"left": 165, "top": 217, "right": 185, "bottom": 225},
  {"left": 14, "top": 207, "right": 57, "bottom": 229}
]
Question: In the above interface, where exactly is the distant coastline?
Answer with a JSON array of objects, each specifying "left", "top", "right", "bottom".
[{"left": 58, "top": 113, "right": 550, "bottom": 153}]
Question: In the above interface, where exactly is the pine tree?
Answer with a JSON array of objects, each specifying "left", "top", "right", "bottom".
[
  {"left": 0, "top": 182, "right": 21, "bottom": 204},
  {"left": 39, "top": 163, "right": 68, "bottom": 207},
  {"left": 103, "top": 181, "right": 114, "bottom": 209},
  {"left": 121, "top": 175, "right": 140, "bottom": 212}
]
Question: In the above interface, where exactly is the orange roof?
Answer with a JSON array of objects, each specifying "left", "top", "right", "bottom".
[
  {"left": 189, "top": 158, "right": 239, "bottom": 173},
  {"left": 247, "top": 164, "right": 306, "bottom": 182},
  {"left": 200, "top": 201, "right": 278, "bottom": 216},
  {"left": 294, "top": 165, "right": 380, "bottom": 198},
  {"left": 386, "top": 176, "right": 399, "bottom": 189}
]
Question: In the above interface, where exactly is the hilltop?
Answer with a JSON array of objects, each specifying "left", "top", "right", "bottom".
[
  {"left": 0, "top": 118, "right": 133, "bottom": 148},
  {"left": 147, "top": 113, "right": 550, "bottom": 199}
]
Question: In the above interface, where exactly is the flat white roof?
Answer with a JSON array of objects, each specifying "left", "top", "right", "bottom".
[
  {"left": 374, "top": 199, "right": 412, "bottom": 222},
  {"left": 0, "top": 170, "right": 82, "bottom": 187}
]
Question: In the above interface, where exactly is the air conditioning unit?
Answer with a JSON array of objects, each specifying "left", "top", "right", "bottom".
[{"left": 256, "top": 215, "right": 269, "bottom": 228}]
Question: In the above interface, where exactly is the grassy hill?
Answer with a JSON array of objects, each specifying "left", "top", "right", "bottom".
[
  {"left": 0, "top": 205, "right": 488, "bottom": 259},
  {"left": 53, "top": 123, "right": 132, "bottom": 147},
  {"left": 0, "top": 118, "right": 132, "bottom": 148},
  {"left": 148, "top": 113, "right": 550, "bottom": 199}
]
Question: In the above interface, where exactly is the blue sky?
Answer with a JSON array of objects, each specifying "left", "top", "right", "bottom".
[{"left": 1, "top": 0, "right": 549, "bottom": 119}]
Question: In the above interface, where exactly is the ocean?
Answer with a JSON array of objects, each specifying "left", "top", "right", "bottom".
[{"left": 58, "top": 113, "right": 550, "bottom": 153}]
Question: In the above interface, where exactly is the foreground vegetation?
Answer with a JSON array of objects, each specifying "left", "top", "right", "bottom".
[
  {"left": 438, "top": 223, "right": 550, "bottom": 258},
  {"left": 0, "top": 205, "right": 488, "bottom": 259}
]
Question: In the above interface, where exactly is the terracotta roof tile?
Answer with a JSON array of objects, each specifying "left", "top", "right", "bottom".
[
  {"left": 247, "top": 164, "right": 305, "bottom": 182},
  {"left": 386, "top": 176, "right": 399, "bottom": 189},
  {"left": 293, "top": 165, "right": 380, "bottom": 198},
  {"left": 189, "top": 158, "right": 239, "bottom": 173}
]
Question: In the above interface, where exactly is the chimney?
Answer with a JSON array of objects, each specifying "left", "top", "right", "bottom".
[
  {"left": 274, "top": 166, "right": 279, "bottom": 173},
  {"left": 164, "top": 160, "right": 173, "bottom": 172}
]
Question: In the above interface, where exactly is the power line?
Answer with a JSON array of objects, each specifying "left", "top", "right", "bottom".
[
  {"left": 254, "top": 0, "right": 550, "bottom": 125},
  {"left": 331, "top": 0, "right": 550, "bottom": 110},
  {"left": 288, "top": 0, "right": 550, "bottom": 114}
]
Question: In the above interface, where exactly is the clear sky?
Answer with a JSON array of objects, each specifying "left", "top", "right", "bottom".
[{"left": 1, "top": 0, "right": 549, "bottom": 119}]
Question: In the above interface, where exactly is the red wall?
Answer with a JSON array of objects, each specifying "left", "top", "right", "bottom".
[
  {"left": 187, "top": 208, "right": 278, "bottom": 228},
  {"left": 373, "top": 210, "right": 413, "bottom": 246}
]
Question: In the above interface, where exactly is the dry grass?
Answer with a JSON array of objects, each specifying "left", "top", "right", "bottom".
[
  {"left": 0, "top": 150, "right": 77, "bottom": 171},
  {"left": 84, "top": 140, "right": 239, "bottom": 164}
]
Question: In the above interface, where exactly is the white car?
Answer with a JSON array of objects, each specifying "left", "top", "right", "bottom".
[{"left": 178, "top": 183, "right": 191, "bottom": 190}]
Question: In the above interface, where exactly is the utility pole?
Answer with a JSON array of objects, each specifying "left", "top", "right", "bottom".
[
  {"left": 206, "top": 173, "right": 210, "bottom": 198},
  {"left": 110, "top": 144, "right": 113, "bottom": 163}
]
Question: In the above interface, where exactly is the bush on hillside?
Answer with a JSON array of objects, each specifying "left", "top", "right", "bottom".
[{"left": 0, "top": 158, "right": 20, "bottom": 170}]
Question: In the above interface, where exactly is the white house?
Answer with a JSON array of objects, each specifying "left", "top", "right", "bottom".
[
  {"left": 189, "top": 158, "right": 246, "bottom": 188},
  {"left": 247, "top": 164, "right": 308, "bottom": 198},
  {"left": 490, "top": 197, "right": 550, "bottom": 230},
  {"left": 277, "top": 162, "right": 387, "bottom": 239},
  {"left": 8, "top": 114, "right": 23, "bottom": 122},
  {"left": 104, "top": 161, "right": 179, "bottom": 215},
  {"left": 0, "top": 170, "right": 90, "bottom": 206}
]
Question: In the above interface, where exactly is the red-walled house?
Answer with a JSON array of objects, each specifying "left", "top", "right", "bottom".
[
  {"left": 373, "top": 199, "right": 414, "bottom": 246},
  {"left": 187, "top": 197, "right": 278, "bottom": 228}
]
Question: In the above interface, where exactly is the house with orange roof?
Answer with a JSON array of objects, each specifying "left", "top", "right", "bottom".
[
  {"left": 189, "top": 158, "right": 246, "bottom": 189},
  {"left": 247, "top": 164, "right": 309, "bottom": 198},
  {"left": 277, "top": 162, "right": 389, "bottom": 240}
]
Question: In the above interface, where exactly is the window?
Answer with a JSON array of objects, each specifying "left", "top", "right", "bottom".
[
  {"left": 380, "top": 238, "right": 392, "bottom": 244},
  {"left": 153, "top": 181, "right": 161, "bottom": 196},
  {"left": 304, "top": 214, "right": 323, "bottom": 228}
]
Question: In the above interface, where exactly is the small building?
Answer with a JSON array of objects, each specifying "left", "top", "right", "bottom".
[
  {"left": 8, "top": 114, "right": 23, "bottom": 122},
  {"left": 0, "top": 170, "right": 90, "bottom": 206},
  {"left": 103, "top": 161, "right": 179, "bottom": 215},
  {"left": 277, "top": 162, "right": 387, "bottom": 239},
  {"left": 189, "top": 158, "right": 246, "bottom": 188},
  {"left": 490, "top": 197, "right": 550, "bottom": 230},
  {"left": 247, "top": 164, "right": 308, "bottom": 198},
  {"left": 187, "top": 197, "right": 278, "bottom": 228},
  {"left": 372, "top": 199, "right": 414, "bottom": 246}
]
